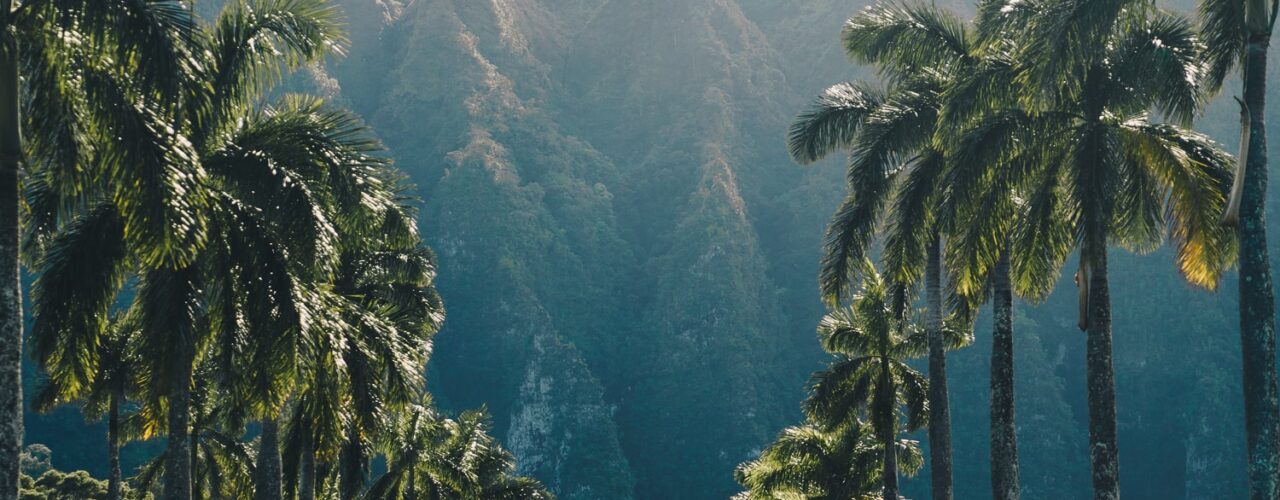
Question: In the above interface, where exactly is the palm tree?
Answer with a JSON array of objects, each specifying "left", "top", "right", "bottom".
[
  {"left": 131, "top": 370, "right": 258, "bottom": 500},
  {"left": 788, "top": 5, "right": 977, "bottom": 497},
  {"left": 364, "top": 399, "right": 552, "bottom": 500},
  {"left": 0, "top": 2, "right": 198, "bottom": 493},
  {"left": 1199, "top": 0, "right": 1280, "bottom": 496},
  {"left": 29, "top": 311, "right": 137, "bottom": 500},
  {"left": 938, "top": 32, "right": 1047, "bottom": 500},
  {"left": 734, "top": 420, "right": 922, "bottom": 499},
  {"left": 803, "top": 263, "right": 938, "bottom": 500},
  {"left": 27, "top": 7, "right": 353, "bottom": 496},
  {"left": 281, "top": 236, "right": 444, "bottom": 500},
  {"left": 966, "top": 4, "right": 1236, "bottom": 498}
]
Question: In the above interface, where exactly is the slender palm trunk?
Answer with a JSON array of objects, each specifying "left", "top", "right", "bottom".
[
  {"left": 162, "top": 351, "right": 194, "bottom": 500},
  {"left": 1084, "top": 236, "right": 1118, "bottom": 500},
  {"left": 990, "top": 251, "right": 1019, "bottom": 500},
  {"left": 1239, "top": 30, "right": 1280, "bottom": 500},
  {"left": 880, "top": 358, "right": 900, "bottom": 500},
  {"left": 925, "top": 234, "right": 952, "bottom": 500},
  {"left": 108, "top": 393, "right": 122, "bottom": 500},
  {"left": 190, "top": 416, "right": 201, "bottom": 500},
  {"left": 0, "top": 8, "right": 22, "bottom": 498},
  {"left": 299, "top": 430, "right": 316, "bottom": 500},
  {"left": 253, "top": 418, "right": 283, "bottom": 500}
]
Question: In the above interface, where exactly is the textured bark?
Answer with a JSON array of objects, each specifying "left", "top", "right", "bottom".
[
  {"left": 990, "top": 251, "right": 1019, "bottom": 500},
  {"left": 253, "top": 418, "right": 283, "bottom": 500},
  {"left": 162, "top": 351, "right": 193, "bottom": 500},
  {"left": 1084, "top": 238, "right": 1119, "bottom": 500},
  {"left": 925, "top": 234, "right": 952, "bottom": 500},
  {"left": 0, "top": 11, "right": 21, "bottom": 499},
  {"left": 880, "top": 358, "right": 899, "bottom": 500},
  {"left": 299, "top": 431, "right": 316, "bottom": 500},
  {"left": 108, "top": 395, "right": 122, "bottom": 500},
  {"left": 190, "top": 414, "right": 200, "bottom": 500},
  {"left": 1239, "top": 31, "right": 1280, "bottom": 500}
]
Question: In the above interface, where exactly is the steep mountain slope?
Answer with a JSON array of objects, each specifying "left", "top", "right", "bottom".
[
  {"left": 327, "top": 2, "right": 637, "bottom": 498},
  {"left": 325, "top": 1, "right": 827, "bottom": 498}
]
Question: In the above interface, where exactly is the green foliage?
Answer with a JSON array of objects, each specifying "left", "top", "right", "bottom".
[
  {"left": 17, "top": 446, "right": 145, "bottom": 500},
  {"left": 735, "top": 421, "right": 922, "bottom": 499},
  {"left": 365, "top": 400, "right": 554, "bottom": 500},
  {"left": 20, "top": 1, "right": 551, "bottom": 499},
  {"left": 737, "top": 265, "right": 929, "bottom": 499}
]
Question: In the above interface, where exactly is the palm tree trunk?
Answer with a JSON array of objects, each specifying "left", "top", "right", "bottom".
[
  {"left": 162, "top": 351, "right": 193, "bottom": 500},
  {"left": 1239, "top": 26, "right": 1280, "bottom": 500},
  {"left": 299, "top": 430, "right": 316, "bottom": 500},
  {"left": 1084, "top": 236, "right": 1118, "bottom": 500},
  {"left": 880, "top": 358, "right": 899, "bottom": 500},
  {"left": 925, "top": 233, "right": 952, "bottom": 500},
  {"left": 253, "top": 418, "right": 283, "bottom": 500},
  {"left": 990, "top": 250, "right": 1019, "bottom": 500},
  {"left": 108, "top": 393, "right": 122, "bottom": 500},
  {"left": 0, "top": 8, "right": 22, "bottom": 499},
  {"left": 190, "top": 416, "right": 200, "bottom": 500}
]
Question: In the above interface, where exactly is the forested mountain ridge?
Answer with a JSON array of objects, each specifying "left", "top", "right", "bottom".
[
  {"left": 313, "top": 1, "right": 842, "bottom": 498},
  {"left": 20, "top": 0, "right": 1278, "bottom": 498}
]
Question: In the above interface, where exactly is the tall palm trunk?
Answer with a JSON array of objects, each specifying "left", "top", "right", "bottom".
[
  {"left": 253, "top": 418, "right": 283, "bottom": 500},
  {"left": 880, "top": 358, "right": 899, "bottom": 500},
  {"left": 299, "top": 430, "right": 316, "bottom": 500},
  {"left": 1239, "top": 24, "right": 1279, "bottom": 500},
  {"left": 1083, "top": 235, "right": 1118, "bottom": 500},
  {"left": 0, "top": 6, "right": 22, "bottom": 498},
  {"left": 990, "top": 251, "right": 1019, "bottom": 500},
  {"left": 190, "top": 415, "right": 201, "bottom": 500},
  {"left": 108, "top": 393, "right": 122, "bottom": 500},
  {"left": 162, "top": 349, "right": 194, "bottom": 500},
  {"left": 925, "top": 233, "right": 952, "bottom": 500}
]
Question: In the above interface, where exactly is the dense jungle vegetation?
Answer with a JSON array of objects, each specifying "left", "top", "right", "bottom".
[{"left": 1, "top": 0, "right": 1279, "bottom": 499}]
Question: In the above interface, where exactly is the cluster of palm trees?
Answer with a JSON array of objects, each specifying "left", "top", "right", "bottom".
[
  {"left": 0, "top": 1, "right": 549, "bottom": 499},
  {"left": 738, "top": 0, "right": 1277, "bottom": 499}
]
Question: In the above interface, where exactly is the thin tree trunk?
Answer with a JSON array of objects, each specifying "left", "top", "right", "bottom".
[
  {"left": 881, "top": 358, "right": 899, "bottom": 500},
  {"left": 925, "top": 233, "right": 952, "bottom": 500},
  {"left": 162, "top": 350, "right": 193, "bottom": 500},
  {"left": 1239, "top": 28, "right": 1280, "bottom": 500},
  {"left": 1084, "top": 237, "right": 1118, "bottom": 500},
  {"left": 0, "top": 8, "right": 22, "bottom": 498},
  {"left": 107, "top": 393, "right": 122, "bottom": 500},
  {"left": 253, "top": 418, "right": 283, "bottom": 500},
  {"left": 299, "top": 430, "right": 316, "bottom": 500},
  {"left": 990, "top": 251, "right": 1019, "bottom": 500},
  {"left": 190, "top": 414, "right": 200, "bottom": 500}
]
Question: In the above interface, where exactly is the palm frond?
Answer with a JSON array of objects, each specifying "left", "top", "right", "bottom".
[
  {"left": 1199, "top": 0, "right": 1246, "bottom": 91},
  {"left": 1111, "top": 11, "right": 1206, "bottom": 125},
  {"left": 1011, "top": 158, "right": 1077, "bottom": 302},
  {"left": 40, "top": 0, "right": 199, "bottom": 101},
  {"left": 789, "top": 82, "right": 884, "bottom": 164},
  {"left": 201, "top": 0, "right": 348, "bottom": 141},
  {"left": 1117, "top": 119, "right": 1236, "bottom": 289},
  {"left": 82, "top": 63, "right": 209, "bottom": 269},
  {"left": 882, "top": 150, "right": 944, "bottom": 286},
  {"left": 30, "top": 204, "right": 127, "bottom": 396},
  {"left": 843, "top": 2, "right": 971, "bottom": 79}
]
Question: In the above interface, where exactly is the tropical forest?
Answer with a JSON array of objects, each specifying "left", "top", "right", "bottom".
[{"left": 1, "top": 0, "right": 1279, "bottom": 499}]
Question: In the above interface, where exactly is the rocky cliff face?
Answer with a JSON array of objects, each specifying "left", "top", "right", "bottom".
[{"left": 322, "top": 1, "right": 831, "bottom": 497}]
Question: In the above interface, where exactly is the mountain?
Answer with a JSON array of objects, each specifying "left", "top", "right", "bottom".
[{"left": 20, "top": 1, "right": 1273, "bottom": 498}]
